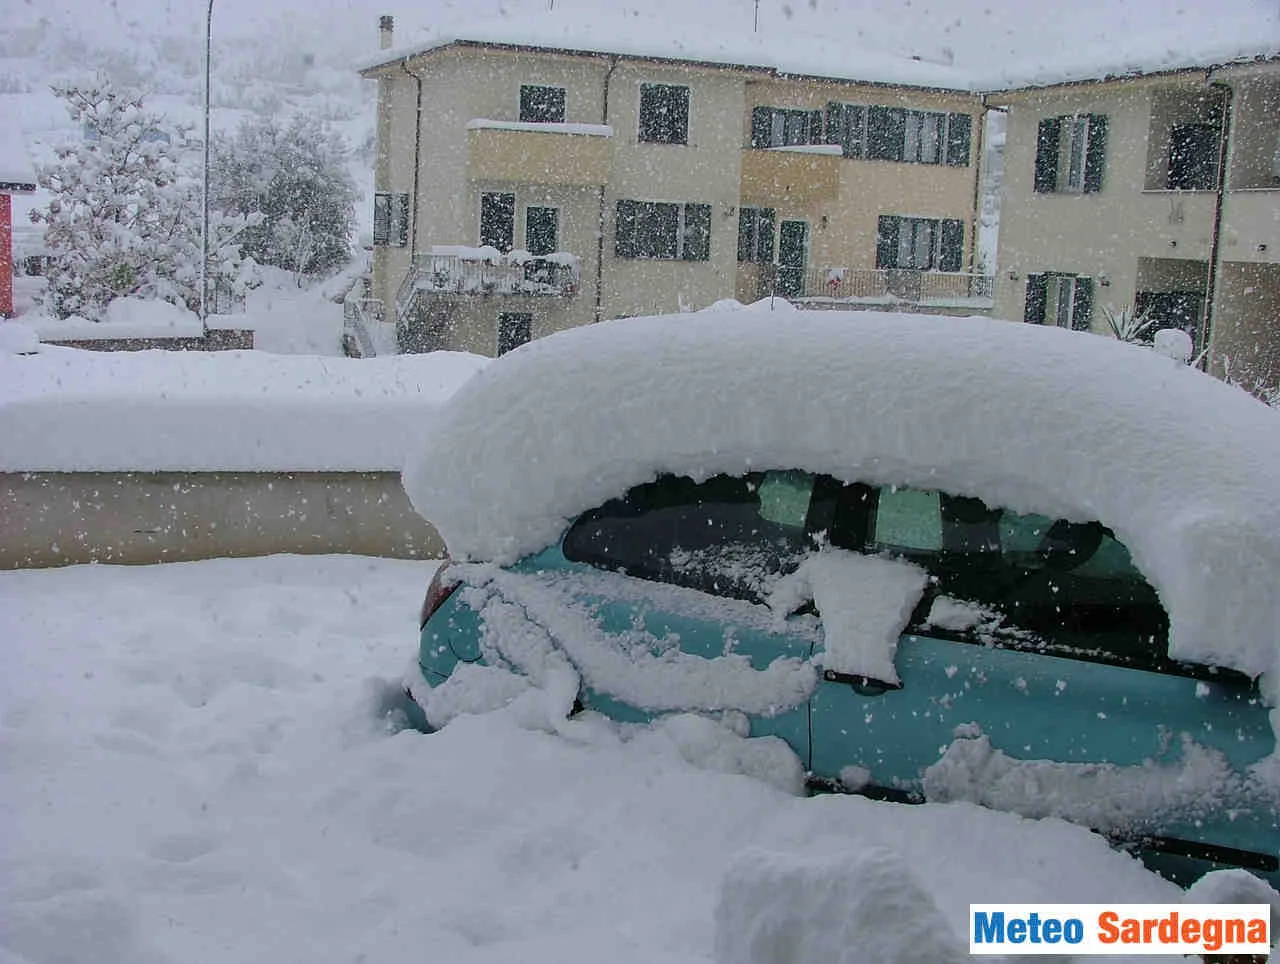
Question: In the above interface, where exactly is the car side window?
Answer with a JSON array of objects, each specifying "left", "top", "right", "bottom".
[
  {"left": 563, "top": 471, "right": 816, "bottom": 603},
  {"left": 868, "top": 486, "right": 1169, "bottom": 670}
]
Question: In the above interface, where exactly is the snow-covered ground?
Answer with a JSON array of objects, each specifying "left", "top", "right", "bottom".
[{"left": 2, "top": 554, "right": 1195, "bottom": 964}]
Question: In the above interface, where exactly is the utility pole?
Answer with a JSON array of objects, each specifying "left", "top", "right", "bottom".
[
  {"left": 200, "top": 0, "right": 213, "bottom": 333},
  {"left": 754, "top": 0, "right": 760, "bottom": 33}
]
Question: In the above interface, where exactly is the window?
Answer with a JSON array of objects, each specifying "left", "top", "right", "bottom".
[
  {"left": 865, "top": 485, "right": 1169, "bottom": 667},
  {"left": 563, "top": 472, "right": 1172, "bottom": 670},
  {"left": 1134, "top": 290, "right": 1203, "bottom": 346},
  {"left": 525, "top": 206, "right": 558, "bottom": 256},
  {"left": 497, "top": 313, "right": 532, "bottom": 355},
  {"left": 480, "top": 192, "right": 516, "bottom": 253},
  {"left": 1023, "top": 273, "right": 1094, "bottom": 331},
  {"left": 615, "top": 200, "right": 711, "bottom": 261},
  {"left": 852, "top": 107, "right": 971, "bottom": 166},
  {"left": 875, "top": 215, "right": 964, "bottom": 271},
  {"left": 1167, "top": 124, "right": 1219, "bottom": 190},
  {"left": 638, "top": 84, "right": 689, "bottom": 144},
  {"left": 372, "top": 192, "right": 409, "bottom": 247},
  {"left": 563, "top": 471, "right": 816, "bottom": 603},
  {"left": 519, "top": 85, "right": 566, "bottom": 124},
  {"left": 750, "top": 107, "right": 824, "bottom": 148},
  {"left": 1035, "top": 114, "right": 1108, "bottom": 193},
  {"left": 737, "top": 207, "right": 775, "bottom": 263}
]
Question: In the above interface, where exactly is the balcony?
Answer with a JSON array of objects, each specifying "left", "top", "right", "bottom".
[
  {"left": 1221, "top": 190, "right": 1280, "bottom": 265},
  {"left": 756, "top": 265, "right": 994, "bottom": 308},
  {"left": 466, "top": 119, "right": 613, "bottom": 186},
  {"left": 740, "top": 146, "right": 842, "bottom": 206}
]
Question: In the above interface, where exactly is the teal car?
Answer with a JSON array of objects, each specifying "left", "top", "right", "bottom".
[{"left": 411, "top": 466, "right": 1280, "bottom": 889}]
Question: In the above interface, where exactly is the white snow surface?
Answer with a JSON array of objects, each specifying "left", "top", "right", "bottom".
[
  {"left": 0, "top": 554, "right": 1197, "bottom": 963},
  {"left": 404, "top": 305, "right": 1280, "bottom": 680},
  {"left": 26, "top": 297, "right": 206, "bottom": 340},
  {"left": 768, "top": 550, "right": 928, "bottom": 684},
  {"left": 715, "top": 847, "right": 967, "bottom": 964},
  {"left": 0, "top": 346, "right": 487, "bottom": 471}
]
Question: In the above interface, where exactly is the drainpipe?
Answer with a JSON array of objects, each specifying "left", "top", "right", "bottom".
[
  {"left": 594, "top": 56, "right": 620, "bottom": 323},
  {"left": 399, "top": 59, "right": 426, "bottom": 263},
  {"left": 1199, "top": 78, "right": 1233, "bottom": 373},
  {"left": 970, "top": 98, "right": 998, "bottom": 277}
]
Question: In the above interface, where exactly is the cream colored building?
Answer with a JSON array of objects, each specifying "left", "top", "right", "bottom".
[
  {"left": 355, "top": 19, "right": 987, "bottom": 357},
  {"left": 991, "top": 57, "right": 1280, "bottom": 393}
]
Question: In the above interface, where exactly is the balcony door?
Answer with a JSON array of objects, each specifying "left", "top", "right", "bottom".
[{"left": 777, "top": 220, "right": 808, "bottom": 298}]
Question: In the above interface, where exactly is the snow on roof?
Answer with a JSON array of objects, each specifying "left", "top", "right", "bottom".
[
  {"left": 403, "top": 303, "right": 1280, "bottom": 680},
  {"left": 358, "top": 6, "right": 1278, "bottom": 94},
  {"left": 0, "top": 345, "right": 488, "bottom": 472},
  {"left": 356, "top": 13, "right": 973, "bottom": 90}
]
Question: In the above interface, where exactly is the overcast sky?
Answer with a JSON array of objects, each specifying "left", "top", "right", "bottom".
[{"left": 11, "top": 0, "right": 1280, "bottom": 71}]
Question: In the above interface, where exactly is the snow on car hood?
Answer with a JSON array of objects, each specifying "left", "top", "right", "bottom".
[{"left": 403, "top": 303, "right": 1280, "bottom": 679}]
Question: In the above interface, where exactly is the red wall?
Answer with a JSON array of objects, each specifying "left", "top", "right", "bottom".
[{"left": 0, "top": 194, "right": 12, "bottom": 317}]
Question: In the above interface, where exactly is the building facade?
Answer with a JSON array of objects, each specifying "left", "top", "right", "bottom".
[
  {"left": 992, "top": 58, "right": 1280, "bottom": 392},
  {"left": 356, "top": 23, "right": 987, "bottom": 356}
]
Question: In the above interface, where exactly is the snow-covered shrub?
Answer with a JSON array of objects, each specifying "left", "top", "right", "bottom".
[
  {"left": 30, "top": 78, "right": 258, "bottom": 320},
  {"left": 211, "top": 113, "right": 357, "bottom": 281}
]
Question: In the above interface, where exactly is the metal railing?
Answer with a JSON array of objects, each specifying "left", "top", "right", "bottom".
[
  {"left": 778, "top": 266, "right": 993, "bottom": 304},
  {"left": 342, "top": 296, "right": 384, "bottom": 358},
  {"left": 411, "top": 254, "right": 578, "bottom": 298}
]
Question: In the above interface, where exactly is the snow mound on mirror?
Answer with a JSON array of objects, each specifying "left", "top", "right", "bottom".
[{"left": 402, "top": 307, "right": 1280, "bottom": 680}]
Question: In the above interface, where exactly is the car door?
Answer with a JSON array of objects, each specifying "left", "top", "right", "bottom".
[{"left": 808, "top": 484, "right": 1278, "bottom": 880}]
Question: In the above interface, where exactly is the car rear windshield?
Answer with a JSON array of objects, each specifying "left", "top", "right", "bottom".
[{"left": 562, "top": 471, "right": 1176, "bottom": 673}]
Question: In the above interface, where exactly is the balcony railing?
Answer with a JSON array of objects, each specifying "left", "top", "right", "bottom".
[
  {"left": 412, "top": 250, "right": 579, "bottom": 298},
  {"left": 765, "top": 266, "right": 993, "bottom": 306}
]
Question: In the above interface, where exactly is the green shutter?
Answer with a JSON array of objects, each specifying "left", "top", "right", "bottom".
[
  {"left": 1034, "top": 118, "right": 1061, "bottom": 193},
  {"left": 825, "top": 102, "right": 844, "bottom": 145},
  {"left": 809, "top": 110, "right": 825, "bottom": 144},
  {"left": 759, "top": 208, "right": 775, "bottom": 262},
  {"left": 939, "top": 219, "right": 965, "bottom": 272},
  {"left": 615, "top": 200, "right": 636, "bottom": 258},
  {"left": 875, "top": 215, "right": 899, "bottom": 269},
  {"left": 1071, "top": 277, "right": 1094, "bottom": 331},
  {"left": 372, "top": 193, "right": 390, "bottom": 246},
  {"left": 682, "top": 203, "right": 711, "bottom": 261},
  {"left": 751, "top": 107, "right": 772, "bottom": 148},
  {"left": 868, "top": 106, "right": 905, "bottom": 161},
  {"left": 945, "top": 113, "right": 972, "bottom": 167},
  {"left": 737, "top": 208, "right": 753, "bottom": 262},
  {"left": 1084, "top": 114, "right": 1108, "bottom": 193},
  {"left": 1023, "top": 273, "right": 1048, "bottom": 323}
]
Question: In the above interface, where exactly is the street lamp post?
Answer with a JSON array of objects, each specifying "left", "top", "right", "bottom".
[{"left": 200, "top": 0, "right": 213, "bottom": 333}]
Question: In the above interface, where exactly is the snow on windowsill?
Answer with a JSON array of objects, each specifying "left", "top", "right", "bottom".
[{"left": 466, "top": 118, "right": 613, "bottom": 137}]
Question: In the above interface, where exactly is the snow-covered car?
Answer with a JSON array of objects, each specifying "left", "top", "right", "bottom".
[{"left": 402, "top": 302, "right": 1280, "bottom": 889}]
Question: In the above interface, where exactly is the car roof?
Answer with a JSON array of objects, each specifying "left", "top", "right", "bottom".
[{"left": 404, "top": 302, "right": 1280, "bottom": 679}]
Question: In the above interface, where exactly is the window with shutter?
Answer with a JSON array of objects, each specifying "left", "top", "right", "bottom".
[
  {"left": 372, "top": 193, "right": 390, "bottom": 246},
  {"left": 1023, "top": 274, "right": 1048, "bottom": 324},
  {"left": 868, "top": 106, "right": 906, "bottom": 161},
  {"left": 876, "top": 215, "right": 900, "bottom": 269},
  {"left": 639, "top": 84, "right": 689, "bottom": 144},
  {"left": 1071, "top": 277, "right": 1094, "bottom": 330},
  {"left": 939, "top": 219, "right": 965, "bottom": 272},
  {"left": 615, "top": 200, "right": 637, "bottom": 258},
  {"left": 749, "top": 107, "right": 825, "bottom": 148},
  {"left": 945, "top": 113, "right": 972, "bottom": 167},
  {"left": 1034, "top": 118, "right": 1062, "bottom": 193},
  {"left": 681, "top": 203, "right": 712, "bottom": 261},
  {"left": 390, "top": 193, "right": 409, "bottom": 247},
  {"left": 615, "top": 200, "right": 711, "bottom": 260},
  {"left": 1083, "top": 114, "right": 1108, "bottom": 193},
  {"left": 480, "top": 192, "right": 515, "bottom": 252},
  {"left": 737, "top": 207, "right": 775, "bottom": 263},
  {"left": 519, "top": 85, "right": 566, "bottom": 123}
]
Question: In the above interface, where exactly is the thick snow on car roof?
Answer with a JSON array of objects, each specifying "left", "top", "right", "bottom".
[{"left": 403, "top": 302, "right": 1280, "bottom": 679}]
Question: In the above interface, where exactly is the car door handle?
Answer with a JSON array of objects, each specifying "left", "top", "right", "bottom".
[{"left": 822, "top": 670, "right": 903, "bottom": 696}]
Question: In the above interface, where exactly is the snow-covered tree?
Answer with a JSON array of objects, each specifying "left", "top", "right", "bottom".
[
  {"left": 211, "top": 113, "right": 357, "bottom": 280},
  {"left": 30, "top": 79, "right": 257, "bottom": 320}
]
